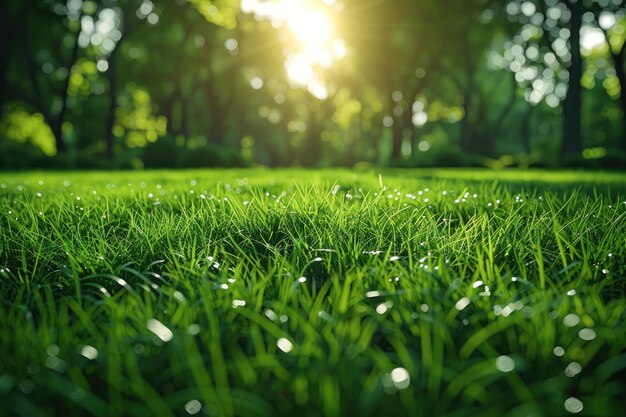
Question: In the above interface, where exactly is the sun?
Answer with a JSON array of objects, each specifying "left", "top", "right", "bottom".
[
  {"left": 287, "top": 7, "right": 333, "bottom": 52},
  {"left": 242, "top": 0, "right": 346, "bottom": 98}
]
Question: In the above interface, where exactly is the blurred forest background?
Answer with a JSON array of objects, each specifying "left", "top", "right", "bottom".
[{"left": 1, "top": 0, "right": 625, "bottom": 169}]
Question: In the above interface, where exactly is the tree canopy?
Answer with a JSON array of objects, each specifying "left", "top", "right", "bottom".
[{"left": 1, "top": 0, "right": 625, "bottom": 169}]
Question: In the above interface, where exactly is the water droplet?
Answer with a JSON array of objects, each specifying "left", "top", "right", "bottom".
[
  {"left": 496, "top": 355, "right": 515, "bottom": 372},
  {"left": 567, "top": 289, "right": 576, "bottom": 296},
  {"left": 390, "top": 367, "right": 410, "bottom": 389},
  {"left": 80, "top": 345, "right": 98, "bottom": 360},
  {"left": 553, "top": 346, "right": 565, "bottom": 357},
  {"left": 578, "top": 328, "right": 596, "bottom": 341},
  {"left": 563, "top": 314, "right": 580, "bottom": 327},
  {"left": 147, "top": 319, "right": 173, "bottom": 342},
  {"left": 232, "top": 299, "right": 246, "bottom": 308},
  {"left": 187, "top": 324, "right": 201, "bottom": 335},
  {"left": 564, "top": 362, "right": 582, "bottom": 377},
  {"left": 265, "top": 309, "right": 277, "bottom": 321},
  {"left": 564, "top": 397, "right": 583, "bottom": 413},
  {"left": 277, "top": 338, "right": 293, "bottom": 353},
  {"left": 376, "top": 303, "right": 387, "bottom": 314},
  {"left": 455, "top": 297, "right": 470, "bottom": 311},
  {"left": 185, "top": 399, "right": 202, "bottom": 415},
  {"left": 46, "top": 345, "right": 60, "bottom": 356}
]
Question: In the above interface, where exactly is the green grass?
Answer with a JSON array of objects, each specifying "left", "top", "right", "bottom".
[{"left": 1, "top": 168, "right": 625, "bottom": 417}]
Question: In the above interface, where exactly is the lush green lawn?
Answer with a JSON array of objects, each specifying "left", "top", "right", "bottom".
[{"left": 1, "top": 169, "right": 625, "bottom": 417}]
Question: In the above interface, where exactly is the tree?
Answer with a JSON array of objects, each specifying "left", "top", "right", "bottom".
[{"left": 14, "top": 1, "right": 85, "bottom": 154}]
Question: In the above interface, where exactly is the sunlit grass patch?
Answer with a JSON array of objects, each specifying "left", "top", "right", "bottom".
[{"left": 1, "top": 169, "right": 625, "bottom": 417}]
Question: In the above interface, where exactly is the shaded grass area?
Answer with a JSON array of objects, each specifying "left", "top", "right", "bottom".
[{"left": 1, "top": 169, "right": 625, "bottom": 417}]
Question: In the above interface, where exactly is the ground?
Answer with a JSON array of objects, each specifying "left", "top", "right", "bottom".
[{"left": 1, "top": 168, "right": 625, "bottom": 417}]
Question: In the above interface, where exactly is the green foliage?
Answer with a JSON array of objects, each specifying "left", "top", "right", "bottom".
[
  {"left": 1, "top": 169, "right": 625, "bottom": 416},
  {"left": 188, "top": 0, "right": 240, "bottom": 29},
  {"left": 114, "top": 84, "right": 167, "bottom": 147},
  {"left": 0, "top": 107, "right": 57, "bottom": 156}
]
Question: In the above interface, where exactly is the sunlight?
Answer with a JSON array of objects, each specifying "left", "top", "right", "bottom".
[
  {"left": 242, "top": 0, "right": 345, "bottom": 95},
  {"left": 288, "top": 8, "right": 332, "bottom": 51}
]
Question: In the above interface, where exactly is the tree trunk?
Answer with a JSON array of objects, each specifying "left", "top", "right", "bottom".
[
  {"left": 521, "top": 105, "right": 534, "bottom": 154},
  {"left": 210, "top": 108, "right": 225, "bottom": 146},
  {"left": 0, "top": 3, "right": 12, "bottom": 110},
  {"left": 105, "top": 50, "right": 119, "bottom": 158},
  {"left": 50, "top": 120, "right": 67, "bottom": 155},
  {"left": 561, "top": 1, "right": 583, "bottom": 159},
  {"left": 460, "top": 88, "right": 473, "bottom": 153},
  {"left": 390, "top": 96, "right": 403, "bottom": 163},
  {"left": 303, "top": 97, "right": 321, "bottom": 166},
  {"left": 610, "top": 48, "right": 626, "bottom": 150}
]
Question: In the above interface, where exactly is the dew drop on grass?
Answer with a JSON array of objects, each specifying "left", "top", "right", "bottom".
[
  {"left": 277, "top": 338, "right": 293, "bottom": 353},
  {"left": 187, "top": 324, "right": 201, "bottom": 335},
  {"left": 147, "top": 319, "right": 173, "bottom": 342},
  {"left": 564, "top": 362, "right": 582, "bottom": 377},
  {"left": 389, "top": 255, "right": 400, "bottom": 262},
  {"left": 185, "top": 399, "right": 202, "bottom": 415},
  {"left": 553, "top": 346, "right": 565, "bottom": 357},
  {"left": 232, "top": 299, "right": 246, "bottom": 308},
  {"left": 578, "top": 328, "right": 596, "bottom": 341},
  {"left": 390, "top": 367, "right": 410, "bottom": 389},
  {"left": 495, "top": 355, "right": 515, "bottom": 372},
  {"left": 472, "top": 280, "right": 483, "bottom": 288},
  {"left": 420, "top": 304, "right": 429, "bottom": 312},
  {"left": 563, "top": 314, "right": 580, "bottom": 327},
  {"left": 376, "top": 303, "right": 388, "bottom": 314},
  {"left": 80, "top": 345, "right": 98, "bottom": 360},
  {"left": 365, "top": 291, "right": 381, "bottom": 298},
  {"left": 564, "top": 397, "right": 583, "bottom": 413},
  {"left": 265, "top": 309, "right": 277, "bottom": 321},
  {"left": 46, "top": 345, "right": 60, "bottom": 356},
  {"left": 567, "top": 289, "right": 576, "bottom": 296},
  {"left": 455, "top": 297, "right": 470, "bottom": 311}
]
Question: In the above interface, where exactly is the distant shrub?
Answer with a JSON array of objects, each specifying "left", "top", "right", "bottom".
[
  {"left": 563, "top": 149, "right": 626, "bottom": 170},
  {"left": 141, "top": 135, "right": 180, "bottom": 168},
  {"left": 0, "top": 139, "right": 49, "bottom": 170}
]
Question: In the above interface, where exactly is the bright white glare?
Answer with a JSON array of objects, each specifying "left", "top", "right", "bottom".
[
  {"left": 285, "top": 55, "right": 314, "bottom": 86},
  {"left": 581, "top": 26, "right": 606, "bottom": 52},
  {"left": 598, "top": 12, "right": 616, "bottom": 30},
  {"left": 289, "top": 10, "right": 332, "bottom": 50},
  {"left": 243, "top": 0, "right": 345, "bottom": 97},
  {"left": 250, "top": 77, "right": 264, "bottom": 90},
  {"left": 96, "top": 59, "right": 109, "bottom": 72}
]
